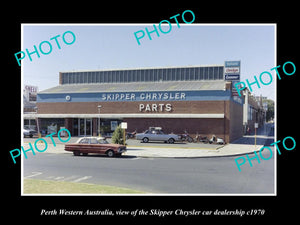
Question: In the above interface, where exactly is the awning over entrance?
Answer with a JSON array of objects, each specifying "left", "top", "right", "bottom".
[{"left": 23, "top": 113, "right": 225, "bottom": 119}]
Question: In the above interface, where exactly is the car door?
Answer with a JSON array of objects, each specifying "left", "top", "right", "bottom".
[
  {"left": 148, "top": 130, "right": 157, "bottom": 141},
  {"left": 89, "top": 138, "right": 103, "bottom": 153},
  {"left": 97, "top": 138, "right": 109, "bottom": 154},
  {"left": 155, "top": 130, "right": 165, "bottom": 141},
  {"left": 79, "top": 138, "right": 90, "bottom": 153},
  {"left": 162, "top": 131, "right": 171, "bottom": 141},
  {"left": 143, "top": 130, "right": 152, "bottom": 141}
]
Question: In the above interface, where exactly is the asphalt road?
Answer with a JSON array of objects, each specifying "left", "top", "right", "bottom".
[{"left": 23, "top": 147, "right": 275, "bottom": 194}]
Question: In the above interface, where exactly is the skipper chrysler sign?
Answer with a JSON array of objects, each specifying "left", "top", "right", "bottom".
[
  {"left": 101, "top": 92, "right": 186, "bottom": 101},
  {"left": 37, "top": 90, "right": 243, "bottom": 104}
]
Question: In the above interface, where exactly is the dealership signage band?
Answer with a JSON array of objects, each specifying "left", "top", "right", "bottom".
[
  {"left": 38, "top": 90, "right": 239, "bottom": 103},
  {"left": 224, "top": 60, "right": 241, "bottom": 95}
]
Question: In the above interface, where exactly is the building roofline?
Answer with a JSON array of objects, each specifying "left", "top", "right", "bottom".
[
  {"left": 59, "top": 64, "right": 224, "bottom": 73},
  {"left": 39, "top": 80, "right": 227, "bottom": 94}
]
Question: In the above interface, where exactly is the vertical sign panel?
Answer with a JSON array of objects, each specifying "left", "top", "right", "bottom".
[{"left": 224, "top": 61, "right": 241, "bottom": 95}]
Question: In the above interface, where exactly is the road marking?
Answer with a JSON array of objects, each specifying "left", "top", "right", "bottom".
[
  {"left": 129, "top": 157, "right": 139, "bottom": 160},
  {"left": 72, "top": 176, "right": 92, "bottom": 183},
  {"left": 25, "top": 173, "right": 92, "bottom": 183},
  {"left": 24, "top": 172, "right": 42, "bottom": 178},
  {"left": 63, "top": 175, "right": 77, "bottom": 181}
]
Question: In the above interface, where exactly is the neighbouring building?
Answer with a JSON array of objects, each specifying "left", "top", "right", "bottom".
[{"left": 242, "top": 89, "right": 266, "bottom": 134}]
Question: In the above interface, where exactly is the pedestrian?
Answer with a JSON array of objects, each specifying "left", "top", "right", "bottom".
[{"left": 247, "top": 126, "right": 250, "bottom": 135}]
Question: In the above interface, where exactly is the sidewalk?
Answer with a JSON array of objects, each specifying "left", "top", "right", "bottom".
[
  {"left": 125, "top": 144, "right": 263, "bottom": 158},
  {"left": 30, "top": 142, "right": 263, "bottom": 158},
  {"left": 25, "top": 123, "right": 274, "bottom": 158},
  {"left": 125, "top": 122, "right": 274, "bottom": 158}
]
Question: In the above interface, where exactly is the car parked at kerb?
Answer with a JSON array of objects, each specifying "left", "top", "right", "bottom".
[
  {"left": 23, "top": 128, "right": 37, "bottom": 138},
  {"left": 64, "top": 137, "right": 126, "bottom": 157},
  {"left": 136, "top": 127, "right": 180, "bottom": 144}
]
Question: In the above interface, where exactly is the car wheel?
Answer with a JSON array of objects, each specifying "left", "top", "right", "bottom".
[
  {"left": 168, "top": 138, "right": 175, "bottom": 144},
  {"left": 106, "top": 150, "right": 115, "bottom": 157},
  {"left": 142, "top": 137, "right": 149, "bottom": 143},
  {"left": 73, "top": 151, "right": 80, "bottom": 156},
  {"left": 187, "top": 137, "right": 193, "bottom": 143}
]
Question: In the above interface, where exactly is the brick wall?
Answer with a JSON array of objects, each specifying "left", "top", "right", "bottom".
[
  {"left": 37, "top": 101, "right": 226, "bottom": 114},
  {"left": 124, "top": 117, "right": 229, "bottom": 142},
  {"left": 37, "top": 99, "right": 243, "bottom": 143}
]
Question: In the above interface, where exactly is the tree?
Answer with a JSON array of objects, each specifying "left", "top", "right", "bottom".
[{"left": 111, "top": 125, "right": 124, "bottom": 144}]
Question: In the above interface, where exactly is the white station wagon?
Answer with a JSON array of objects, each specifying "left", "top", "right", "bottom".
[{"left": 136, "top": 127, "right": 180, "bottom": 144}]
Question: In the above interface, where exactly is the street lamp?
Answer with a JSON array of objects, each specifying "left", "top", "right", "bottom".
[
  {"left": 97, "top": 105, "right": 102, "bottom": 137},
  {"left": 34, "top": 106, "right": 41, "bottom": 138}
]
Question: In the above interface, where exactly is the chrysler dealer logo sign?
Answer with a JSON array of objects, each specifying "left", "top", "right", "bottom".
[
  {"left": 225, "top": 74, "right": 240, "bottom": 80},
  {"left": 224, "top": 61, "right": 241, "bottom": 80},
  {"left": 224, "top": 60, "right": 241, "bottom": 95},
  {"left": 225, "top": 67, "right": 240, "bottom": 74}
]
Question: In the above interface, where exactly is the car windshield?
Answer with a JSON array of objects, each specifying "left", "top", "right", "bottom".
[
  {"left": 97, "top": 138, "right": 109, "bottom": 144},
  {"left": 77, "top": 138, "right": 109, "bottom": 144},
  {"left": 150, "top": 130, "right": 165, "bottom": 134},
  {"left": 78, "top": 138, "right": 89, "bottom": 144}
]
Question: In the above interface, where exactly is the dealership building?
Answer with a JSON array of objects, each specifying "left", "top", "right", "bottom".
[{"left": 25, "top": 62, "right": 251, "bottom": 143}]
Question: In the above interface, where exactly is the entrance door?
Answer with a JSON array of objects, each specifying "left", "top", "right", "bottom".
[
  {"left": 78, "top": 118, "right": 92, "bottom": 136},
  {"left": 86, "top": 119, "right": 92, "bottom": 136},
  {"left": 79, "top": 118, "right": 85, "bottom": 136}
]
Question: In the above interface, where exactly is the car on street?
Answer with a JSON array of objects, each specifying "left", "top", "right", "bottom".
[
  {"left": 136, "top": 127, "right": 180, "bottom": 144},
  {"left": 64, "top": 137, "right": 127, "bottom": 157},
  {"left": 23, "top": 128, "right": 37, "bottom": 138}
]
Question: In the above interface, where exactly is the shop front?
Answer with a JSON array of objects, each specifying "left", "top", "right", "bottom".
[
  {"left": 70, "top": 117, "right": 122, "bottom": 137},
  {"left": 32, "top": 65, "right": 245, "bottom": 142},
  {"left": 35, "top": 83, "right": 243, "bottom": 142},
  {"left": 24, "top": 115, "right": 124, "bottom": 137}
]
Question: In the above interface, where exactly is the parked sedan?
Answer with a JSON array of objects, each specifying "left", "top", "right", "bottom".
[
  {"left": 23, "top": 128, "right": 37, "bottom": 138},
  {"left": 64, "top": 137, "right": 126, "bottom": 157},
  {"left": 136, "top": 128, "right": 180, "bottom": 144}
]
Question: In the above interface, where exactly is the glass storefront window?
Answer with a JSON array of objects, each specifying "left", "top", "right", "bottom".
[
  {"left": 24, "top": 119, "right": 36, "bottom": 130},
  {"left": 199, "top": 67, "right": 203, "bottom": 80},
  {"left": 209, "top": 67, "right": 213, "bottom": 79},
  {"left": 219, "top": 67, "right": 224, "bottom": 79},
  {"left": 40, "top": 118, "right": 64, "bottom": 136},
  {"left": 141, "top": 70, "right": 145, "bottom": 82},
  {"left": 99, "top": 119, "right": 122, "bottom": 137}
]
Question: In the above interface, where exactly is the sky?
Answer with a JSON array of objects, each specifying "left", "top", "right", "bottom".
[{"left": 22, "top": 24, "right": 275, "bottom": 100}]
